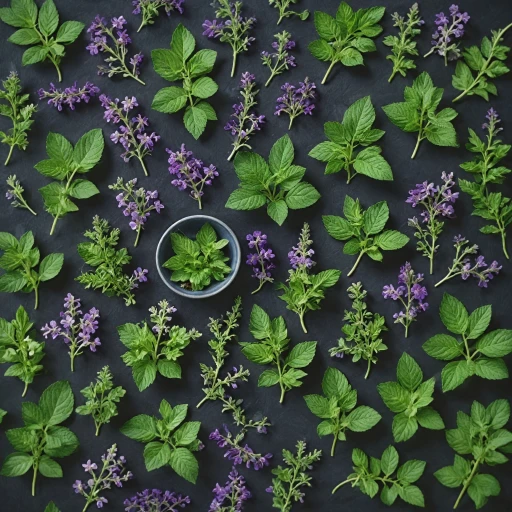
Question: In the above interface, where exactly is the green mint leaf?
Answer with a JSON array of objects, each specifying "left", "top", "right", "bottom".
[
  {"left": 352, "top": 146, "right": 393, "bottom": 181},
  {"left": 38, "top": 455, "right": 62, "bottom": 478},
  {"left": 188, "top": 49, "right": 217, "bottom": 76},
  {"left": 0, "top": 452, "right": 33, "bottom": 476},
  {"left": 476, "top": 329, "right": 512, "bottom": 358},
  {"left": 374, "top": 230, "right": 409, "bottom": 250},
  {"left": 120, "top": 414, "right": 157, "bottom": 443},
  {"left": 191, "top": 76, "right": 218, "bottom": 99},
  {"left": 132, "top": 360, "right": 157, "bottom": 392},
  {"left": 285, "top": 341, "right": 317, "bottom": 368},
  {"left": 363, "top": 200, "right": 389, "bottom": 234},
  {"left": 151, "top": 86, "right": 188, "bottom": 113},
  {"left": 345, "top": 406, "right": 381, "bottom": 432},
  {"left": 284, "top": 182, "right": 321, "bottom": 210},
  {"left": 38, "top": 253, "right": 63, "bottom": 281},
  {"left": 423, "top": 334, "right": 463, "bottom": 361},
  {"left": 381, "top": 445, "right": 399, "bottom": 476},
  {"left": 169, "top": 447, "right": 198, "bottom": 483},
  {"left": 55, "top": 20, "right": 83, "bottom": 43},
  {"left": 392, "top": 413, "right": 418, "bottom": 442},
  {"left": 441, "top": 361, "right": 470, "bottom": 392},
  {"left": 416, "top": 407, "right": 445, "bottom": 430},
  {"left": 184, "top": 105, "right": 208, "bottom": 139},
  {"left": 304, "top": 394, "right": 331, "bottom": 419},
  {"left": 8, "top": 27, "right": 39, "bottom": 44},
  {"left": 439, "top": 293, "right": 469, "bottom": 334},
  {"left": 39, "top": 381, "right": 73, "bottom": 426},
  {"left": 257, "top": 369, "right": 280, "bottom": 387},
  {"left": 44, "top": 502, "right": 61, "bottom": 512},
  {"left": 38, "top": 0, "right": 58, "bottom": 37},
  {"left": 173, "top": 421, "right": 200, "bottom": 446},
  {"left": 143, "top": 441, "right": 172, "bottom": 471},
  {"left": 267, "top": 200, "right": 288, "bottom": 226},
  {"left": 72, "top": 128, "right": 104, "bottom": 170},
  {"left": 396, "top": 353, "right": 423, "bottom": 390}
]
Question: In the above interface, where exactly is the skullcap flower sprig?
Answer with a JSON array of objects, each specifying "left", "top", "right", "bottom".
[
  {"left": 86, "top": 15, "right": 145, "bottom": 84},
  {"left": 100, "top": 94, "right": 159, "bottom": 176},
  {"left": 132, "top": 0, "right": 185, "bottom": 33},
  {"left": 261, "top": 31, "right": 297, "bottom": 87},
  {"left": 166, "top": 145, "right": 219, "bottom": 209},
  {"left": 41, "top": 293, "right": 101, "bottom": 372},
  {"left": 38, "top": 82, "right": 100, "bottom": 112},
  {"left": 225, "top": 72, "right": 265, "bottom": 161},
  {"left": 124, "top": 488, "right": 191, "bottom": 511},
  {"left": 203, "top": 0, "right": 256, "bottom": 77},
  {"left": 109, "top": 177, "right": 164, "bottom": 247},
  {"left": 5, "top": 175, "right": 37, "bottom": 215},
  {"left": 435, "top": 236, "right": 502, "bottom": 288},
  {"left": 269, "top": 0, "right": 309, "bottom": 25},
  {"left": 407, "top": 172, "right": 459, "bottom": 274},
  {"left": 382, "top": 262, "right": 429, "bottom": 338},
  {"left": 73, "top": 444, "right": 133, "bottom": 512},
  {"left": 246, "top": 232, "right": 275, "bottom": 294},
  {"left": 209, "top": 467, "right": 251, "bottom": 511},
  {"left": 424, "top": 4, "right": 470, "bottom": 66},
  {"left": 275, "top": 78, "right": 317, "bottom": 130}
]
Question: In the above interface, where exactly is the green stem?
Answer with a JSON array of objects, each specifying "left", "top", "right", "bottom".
[
  {"left": 279, "top": 383, "right": 285, "bottom": 404},
  {"left": 22, "top": 381, "right": 28, "bottom": 397},
  {"left": 50, "top": 215, "right": 59, "bottom": 236},
  {"left": 321, "top": 61, "right": 336, "bottom": 85},
  {"left": 435, "top": 272, "right": 456, "bottom": 288},
  {"left": 265, "top": 72, "right": 274, "bottom": 87},
  {"left": 288, "top": 116, "right": 294, "bottom": 130},
  {"left": 19, "top": 197, "right": 37, "bottom": 215},
  {"left": 501, "top": 229, "right": 509, "bottom": 259},
  {"left": 388, "top": 68, "right": 398, "bottom": 83},
  {"left": 231, "top": 49, "right": 237, "bottom": 77},
  {"left": 95, "top": 422, "right": 101, "bottom": 437},
  {"left": 404, "top": 322, "right": 409, "bottom": 339},
  {"left": 48, "top": 55, "right": 62, "bottom": 82},
  {"left": 332, "top": 476, "right": 359, "bottom": 494},
  {"left": 4, "top": 145, "right": 14, "bottom": 166},
  {"left": 298, "top": 311, "right": 307, "bottom": 333},
  {"left": 138, "top": 156, "right": 148, "bottom": 176},
  {"left": 227, "top": 146, "right": 238, "bottom": 161},
  {"left": 453, "top": 458, "right": 482, "bottom": 509},
  {"left": 70, "top": 349, "right": 75, "bottom": 372},
  {"left": 411, "top": 132, "right": 422, "bottom": 159},
  {"left": 33, "top": 286, "right": 39, "bottom": 310},
  {"left": 31, "top": 463, "right": 38, "bottom": 496},
  {"left": 330, "top": 433, "right": 338, "bottom": 457},
  {"left": 277, "top": 14, "right": 284, "bottom": 25},
  {"left": 347, "top": 251, "right": 364, "bottom": 277},
  {"left": 364, "top": 359, "right": 372, "bottom": 380},
  {"left": 134, "top": 227, "right": 141, "bottom": 247}
]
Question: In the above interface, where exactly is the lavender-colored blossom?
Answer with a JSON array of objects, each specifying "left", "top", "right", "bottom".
[
  {"left": 203, "top": 0, "right": 256, "bottom": 77},
  {"left": 482, "top": 107, "right": 502, "bottom": 132},
  {"left": 225, "top": 72, "right": 265, "bottom": 161},
  {"left": 274, "top": 78, "right": 316, "bottom": 130},
  {"left": 246, "top": 231, "right": 275, "bottom": 294},
  {"left": 209, "top": 467, "right": 251, "bottom": 511},
  {"left": 261, "top": 30, "right": 296, "bottom": 87},
  {"left": 435, "top": 236, "right": 502, "bottom": 288},
  {"left": 5, "top": 174, "right": 37, "bottom": 215},
  {"left": 109, "top": 177, "right": 163, "bottom": 247},
  {"left": 86, "top": 15, "right": 145, "bottom": 84},
  {"left": 100, "top": 94, "right": 159, "bottom": 175},
  {"left": 132, "top": 0, "right": 184, "bottom": 32},
  {"left": 424, "top": 4, "right": 470, "bottom": 65},
  {"left": 210, "top": 425, "right": 272, "bottom": 470},
  {"left": 124, "top": 488, "right": 190, "bottom": 511},
  {"left": 37, "top": 82, "right": 100, "bottom": 111},
  {"left": 407, "top": 172, "right": 459, "bottom": 274},
  {"left": 73, "top": 445, "right": 133, "bottom": 512},
  {"left": 166, "top": 145, "right": 219, "bottom": 209},
  {"left": 288, "top": 225, "right": 315, "bottom": 270},
  {"left": 41, "top": 294, "right": 100, "bottom": 371},
  {"left": 382, "top": 262, "right": 428, "bottom": 338}
]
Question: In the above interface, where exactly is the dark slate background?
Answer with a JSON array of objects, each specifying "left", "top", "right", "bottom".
[{"left": 1, "top": 0, "right": 511, "bottom": 510}]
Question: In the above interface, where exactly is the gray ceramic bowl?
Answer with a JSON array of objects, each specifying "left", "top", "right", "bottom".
[{"left": 156, "top": 215, "right": 241, "bottom": 299}]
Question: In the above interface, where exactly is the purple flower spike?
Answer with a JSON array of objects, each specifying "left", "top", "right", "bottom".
[
  {"left": 100, "top": 94, "right": 159, "bottom": 175},
  {"left": 132, "top": 0, "right": 185, "bottom": 32},
  {"left": 261, "top": 30, "right": 296, "bottom": 87},
  {"left": 74, "top": 445, "right": 133, "bottom": 512},
  {"left": 109, "top": 177, "right": 164, "bottom": 247},
  {"left": 435, "top": 236, "right": 501, "bottom": 288},
  {"left": 124, "top": 488, "right": 190, "bottom": 511},
  {"left": 166, "top": 145, "right": 219, "bottom": 209},
  {"left": 209, "top": 467, "right": 251, "bottom": 511},
  {"left": 225, "top": 72, "right": 265, "bottom": 161},
  {"left": 424, "top": 4, "right": 470, "bottom": 65},
  {"left": 246, "top": 231, "right": 275, "bottom": 294},
  {"left": 38, "top": 82, "right": 100, "bottom": 111},
  {"left": 274, "top": 77, "right": 317, "bottom": 130},
  {"left": 86, "top": 15, "right": 145, "bottom": 84},
  {"left": 382, "top": 262, "right": 428, "bottom": 338},
  {"left": 407, "top": 172, "right": 459, "bottom": 273},
  {"left": 41, "top": 294, "right": 100, "bottom": 371}
]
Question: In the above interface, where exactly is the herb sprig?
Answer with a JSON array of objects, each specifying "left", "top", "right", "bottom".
[
  {"left": 6, "top": 175, "right": 37, "bottom": 215},
  {"left": 35, "top": 129, "right": 104, "bottom": 235},
  {"left": 309, "top": 96, "right": 392, "bottom": 184},
  {"left": 323, "top": 196, "right": 409, "bottom": 277},
  {"left": 240, "top": 305, "right": 317, "bottom": 404},
  {"left": 152, "top": 24, "right": 218, "bottom": 139},
  {"left": 304, "top": 367, "right": 381, "bottom": 457},
  {"left": 269, "top": 0, "right": 309, "bottom": 25}
]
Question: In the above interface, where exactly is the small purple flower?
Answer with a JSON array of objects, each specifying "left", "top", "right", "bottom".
[
  {"left": 261, "top": 30, "right": 296, "bottom": 86},
  {"left": 166, "top": 145, "right": 219, "bottom": 209},
  {"left": 41, "top": 294, "right": 100, "bottom": 371},
  {"left": 274, "top": 77, "right": 317, "bottom": 129},
  {"left": 86, "top": 15, "right": 145, "bottom": 83},
  {"left": 132, "top": 0, "right": 185, "bottom": 32},
  {"left": 124, "top": 488, "right": 190, "bottom": 511},
  {"left": 203, "top": 0, "right": 256, "bottom": 76},
  {"left": 209, "top": 467, "right": 251, "bottom": 511},
  {"left": 246, "top": 231, "right": 275, "bottom": 294},
  {"left": 288, "top": 224, "right": 315, "bottom": 270},
  {"left": 382, "top": 263, "right": 428, "bottom": 338},
  {"left": 38, "top": 82, "right": 100, "bottom": 111},
  {"left": 425, "top": 4, "right": 470, "bottom": 64}
]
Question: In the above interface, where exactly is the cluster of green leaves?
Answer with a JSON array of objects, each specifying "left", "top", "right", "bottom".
[
  {"left": 383, "top": 72, "right": 458, "bottom": 158},
  {"left": 118, "top": 299, "right": 201, "bottom": 391},
  {"left": 383, "top": 3, "right": 423, "bottom": 82},
  {"left": 0, "top": 0, "right": 84, "bottom": 82},
  {"left": 0, "top": 231, "right": 63, "bottom": 309},
  {"left": 121, "top": 400, "right": 201, "bottom": 483},
  {"left": 378, "top": 353, "right": 445, "bottom": 443},
  {"left": 240, "top": 305, "right": 317, "bottom": 404},
  {"left": 452, "top": 24, "right": 512, "bottom": 103},
  {"left": 226, "top": 135, "right": 320, "bottom": 226},
  {"left": 0, "top": 71, "right": 37, "bottom": 166},
  {"left": 163, "top": 223, "right": 231, "bottom": 291},
  {"left": 0, "top": 305, "right": 44, "bottom": 397},
  {"left": 76, "top": 216, "right": 144, "bottom": 306},
  {"left": 323, "top": 196, "right": 409, "bottom": 277},
  {"left": 434, "top": 399, "right": 512, "bottom": 510},
  {"left": 269, "top": 440, "right": 322, "bottom": 512},
  {"left": 76, "top": 366, "right": 126, "bottom": 436},
  {"left": 308, "top": 96, "right": 393, "bottom": 184},
  {"left": 458, "top": 118, "right": 512, "bottom": 259},
  {"left": 269, "top": 0, "right": 309, "bottom": 25},
  {"left": 35, "top": 129, "right": 104, "bottom": 235},
  {"left": 309, "top": 2, "right": 385, "bottom": 84},
  {"left": 277, "top": 223, "right": 341, "bottom": 333},
  {"left": 423, "top": 293, "right": 512, "bottom": 392},
  {"left": 329, "top": 282, "right": 387, "bottom": 379},
  {"left": 304, "top": 367, "right": 381, "bottom": 457},
  {"left": 333, "top": 445, "right": 426, "bottom": 507},
  {"left": 152, "top": 24, "right": 218, "bottom": 139},
  {"left": 0, "top": 381, "right": 79, "bottom": 496}
]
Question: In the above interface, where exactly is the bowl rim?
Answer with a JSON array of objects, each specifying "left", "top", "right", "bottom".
[{"left": 155, "top": 214, "right": 241, "bottom": 299}]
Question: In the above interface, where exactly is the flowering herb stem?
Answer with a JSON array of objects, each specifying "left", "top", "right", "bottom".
[
  {"left": 262, "top": 31, "right": 296, "bottom": 87},
  {"left": 132, "top": 0, "right": 185, "bottom": 33},
  {"left": 275, "top": 78, "right": 317, "bottom": 130},
  {"left": 5, "top": 175, "right": 37, "bottom": 215}
]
